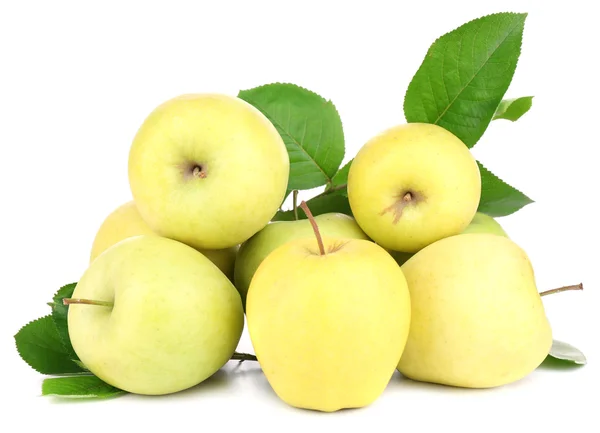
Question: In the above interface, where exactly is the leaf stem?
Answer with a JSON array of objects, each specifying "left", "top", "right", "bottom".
[
  {"left": 63, "top": 298, "right": 114, "bottom": 307},
  {"left": 293, "top": 190, "right": 299, "bottom": 220},
  {"left": 539, "top": 283, "right": 584, "bottom": 297},
  {"left": 230, "top": 352, "right": 258, "bottom": 362},
  {"left": 299, "top": 201, "right": 325, "bottom": 256},
  {"left": 321, "top": 183, "right": 347, "bottom": 196}
]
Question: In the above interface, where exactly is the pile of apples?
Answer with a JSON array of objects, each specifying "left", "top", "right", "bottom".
[{"left": 68, "top": 93, "right": 552, "bottom": 412}]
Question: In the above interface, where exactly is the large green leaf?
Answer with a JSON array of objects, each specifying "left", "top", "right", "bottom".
[
  {"left": 493, "top": 96, "right": 534, "bottom": 121},
  {"left": 42, "top": 375, "right": 126, "bottom": 399},
  {"left": 325, "top": 159, "right": 352, "bottom": 197},
  {"left": 273, "top": 194, "right": 352, "bottom": 221},
  {"left": 49, "top": 282, "right": 79, "bottom": 361},
  {"left": 239, "top": 83, "right": 345, "bottom": 190},
  {"left": 404, "top": 12, "right": 527, "bottom": 147},
  {"left": 477, "top": 161, "right": 533, "bottom": 216},
  {"left": 545, "top": 340, "right": 587, "bottom": 366},
  {"left": 14, "top": 315, "right": 86, "bottom": 375}
]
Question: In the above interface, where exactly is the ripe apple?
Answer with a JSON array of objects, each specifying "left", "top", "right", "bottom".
[
  {"left": 128, "top": 94, "right": 290, "bottom": 250},
  {"left": 347, "top": 123, "right": 481, "bottom": 252},
  {"left": 397, "top": 233, "right": 552, "bottom": 388},
  {"left": 234, "top": 212, "right": 370, "bottom": 309},
  {"left": 246, "top": 204, "right": 411, "bottom": 412},
  {"left": 89, "top": 200, "right": 238, "bottom": 281},
  {"left": 67, "top": 235, "right": 244, "bottom": 395}
]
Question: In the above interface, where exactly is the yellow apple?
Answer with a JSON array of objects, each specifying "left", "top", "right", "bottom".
[
  {"left": 128, "top": 94, "right": 290, "bottom": 250},
  {"left": 397, "top": 233, "right": 552, "bottom": 388},
  {"left": 68, "top": 235, "right": 244, "bottom": 395},
  {"left": 89, "top": 200, "right": 237, "bottom": 280},
  {"left": 347, "top": 123, "right": 481, "bottom": 252},
  {"left": 234, "top": 213, "right": 370, "bottom": 309},
  {"left": 246, "top": 234, "right": 411, "bottom": 412}
]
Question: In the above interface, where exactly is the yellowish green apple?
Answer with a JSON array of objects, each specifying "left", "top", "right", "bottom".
[
  {"left": 128, "top": 93, "right": 290, "bottom": 250},
  {"left": 387, "top": 211, "right": 509, "bottom": 266},
  {"left": 347, "top": 123, "right": 481, "bottom": 252},
  {"left": 89, "top": 200, "right": 238, "bottom": 280},
  {"left": 67, "top": 235, "right": 244, "bottom": 395},
  {"left": 234, "top": 213, "right": 370, "bottom": 309},
  {"left": 462, "top": 212, "right": 509, "bottom": 237},
  {"left": 246, "top": 206, "right": 411, "bottom": 412},
  {"left": 397, "top": 233, "right": 552, "bottom": 388}
]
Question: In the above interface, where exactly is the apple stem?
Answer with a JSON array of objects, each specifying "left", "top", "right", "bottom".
[
  {"left": 299, "top": 201, "right": 326, "bottom": 256},
  {"left": 62, "top": 298, "right": 114, "bottom": 308},
  {"left": 230, "top": 352, "right": 258, "bottom": 363},
  {"left": 539, "top": 283, "right": 584, "bottom": 297},
  {"left": 293, "top": 190, "right": 299, "bottom": 221}
]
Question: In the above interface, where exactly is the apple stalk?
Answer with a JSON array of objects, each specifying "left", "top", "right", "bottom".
[
  {"left": 299, "top": 201, "right": 325, "bottom": 255},
  {"left": 539, "top": 283, "right": 584, "bottom": 297}
]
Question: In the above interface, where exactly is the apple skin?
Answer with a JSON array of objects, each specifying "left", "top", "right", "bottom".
[
  {"left": 247, "top": 236, "right": 411, "bottom": 412},
  {"left": 461, "top": 212, "right": 509, "bottom": 237},
  {"left": 347, "top": 123, "right": 481, "bottom": 253},
  {"left": 89, "top": 200, "right": 238, "bottom": 281},
  {"left": 234, "top": 213, "right": 370, "bottom": 309},
  {"left": 388, "top": 211, "right": 509, "bottom": 266},
  {"left": 68, "top": 235, "right": 244, "bottom": 395},
  {"left": 397, "top": 233, "right": 552, "bottom": 388},
  {"left": 128, "top": 93, "right": 290, "bottom": 250}
]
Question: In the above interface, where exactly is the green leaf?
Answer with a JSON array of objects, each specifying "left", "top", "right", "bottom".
[
  {"left": 404, "top": 12, "right": 527, "bottom": 147},
  {"left": 327, "top": 159, "right": 352, "bottom": 196},
  {"left": 273, "top": 194, "right": 352, "bottom": 222},
  {"left": 477, "top": 161, "right": 533, "bottom": 217},
  {"left": 50, "top": 282, "right": 79, "bottom": 361},
  {"left": 14, "top": 315, "right": 86, "bottom": 375},
  {"left": 239, "top": 83, "right": 345, "bottom": 190},
  {"left": 42, "top": 375, "right": 126, "bottom": 399},
  {"left": 493, "top": 96, "right": 534, "bottom": 121},
  {"left": 546, "top": 340, "right": 587, "bottom": 366}
]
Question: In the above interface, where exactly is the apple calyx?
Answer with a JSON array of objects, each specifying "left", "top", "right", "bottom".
[
  {"left": 192, "top": 164, "right": 207, "bottom": 179},
  {"left": 380, "top": 190, "right": 423, "bottom": 224},
  {"left": 62, "top": 298, "right": 114, "bottom": 308},
  {"left": 539, "top": 283, "right": 584, "bottom": 297},
  {"left": 299, "top": 201, "right": 326, "bottom": 256}
]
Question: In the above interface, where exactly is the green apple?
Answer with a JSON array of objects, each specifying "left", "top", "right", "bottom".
[
  {"left": 462, "top": 212, "right": 509, "bottom": 237},
  {"left": 89, "top": 200, "right": 238, "bottom": 281},
  {"left": 387, "top": 211, "right": 509, "bottom": 266},
  {"left": 397, "top": 233, "right": 552, "bottom": 388},
  {"left": 246, "top": 223, "right": 411, "bottom": 412},
  {"left": 128, "top": 93, "right": 290, "bottom": 250},
  {"left": 234, "top": 213, "right": 370, "bottom": 309},
  {"left": 347, "top": 123, "right": 481, "bottom": 253},
  {"left": 67, "top": 235, "right": 244, "bottom": 395}
]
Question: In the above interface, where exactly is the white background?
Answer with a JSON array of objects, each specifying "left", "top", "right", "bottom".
[{"left": 1, "top": 0, "right": 598, "bottom": 431}]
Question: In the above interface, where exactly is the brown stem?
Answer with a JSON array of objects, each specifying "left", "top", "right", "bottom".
[
  {"left": 299, "top": 201, "right": 325, "bottom": 256},
  {"left": 539, "top": 283, "right": 584, "bottom": 297},
  {"left": 293, "top": 190, "right": 299, "bottom": 221},
  {"left": 63, "top": 298, "right": 113, "bottom": 307},
  {"left": 230, "top": 352, "right": 258, "bottom": 362}
]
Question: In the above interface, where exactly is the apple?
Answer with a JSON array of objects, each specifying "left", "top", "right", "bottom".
[
  {"left": 397, "top": 233, "right": 552, "bottom": 388},
  {"left": 245, "top": 203, "right": 411, "bottom": 412},
  {"left": 128, "top": 93, "right": 290, "bottom": 250},
  {"left": 67, "top": 235, "right": 244, "bottom": 395},
  {"left": 234, "top": 212, "right": 370, "bottom": 309},
  {"left": 347, "top": 123, "right": 481, "bottom": 252},
  {"left": 89, "top": 200, "right": 238, "bottom": 281}
]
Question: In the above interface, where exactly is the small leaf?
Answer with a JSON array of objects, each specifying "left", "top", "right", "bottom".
[
  {"left": 239, "top": 83, "right": 345, "bottom": 190},
  {"left": 50, "top": 282, "right": 79, "bottom": 361},
  {"left": 546, "top": 340, "right": 587, "bottom": 366},
  {"left": 493, "top": 96, "right": 534, "bottom": 121},
  {"left": 14, "top": 315, "right": 86, "bottom": 375},
  {"left": 477, "top": 161, "right": 533, "bottom": 217},
  {"left": 273, "top": 194, "right": 352, "bottom": 222},
  {"left": 404, "top": 12, "right": 527, "bottom": 147},
  {"left": 42, "top": 375, "right": 126, "bottom": 399},
  {"left": 327, "top": 159, "right": 352, "bottom": 196}
]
